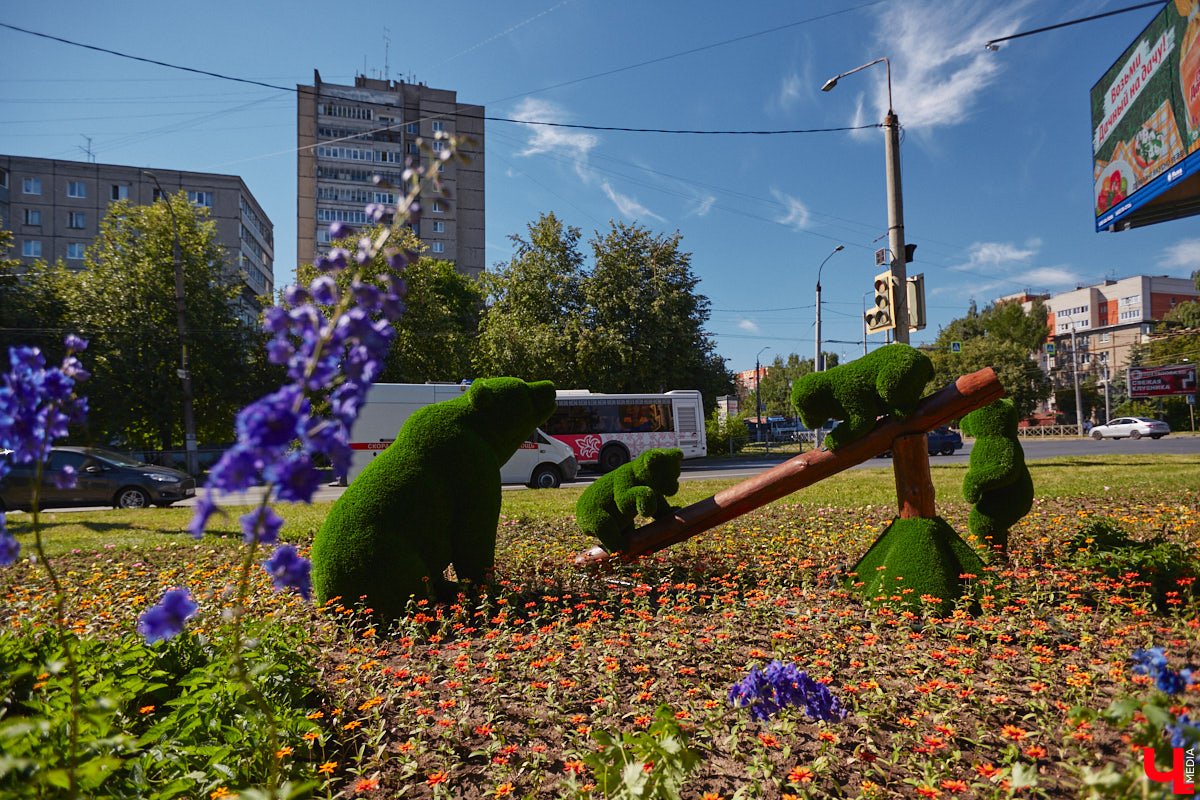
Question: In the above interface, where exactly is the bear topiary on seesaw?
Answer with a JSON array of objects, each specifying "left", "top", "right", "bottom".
[
  {"left": 960, "top": 398, "right": 1033, "bottom": 561},
  {"left": 576, "top": 448, "right": 683, "bottom": 553},
  {"left": 311, "top": 377, "right": 556, "bottom": 623},
  {"left": 791, "top": 343, "right": 934, "bottom": 450}
]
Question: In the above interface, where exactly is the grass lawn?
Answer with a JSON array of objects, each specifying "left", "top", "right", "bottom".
[{"left": 1, "top": 454, "right": 1198, "bottom": 798}]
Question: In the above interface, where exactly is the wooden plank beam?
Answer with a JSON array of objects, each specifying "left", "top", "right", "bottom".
[{"left": 574, "top": 367, "right": 1004, "bottom": 566}]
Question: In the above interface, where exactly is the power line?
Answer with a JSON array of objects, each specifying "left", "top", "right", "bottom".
[{"left": 983, "top": 1, "right": 1167, "bottom": 49}]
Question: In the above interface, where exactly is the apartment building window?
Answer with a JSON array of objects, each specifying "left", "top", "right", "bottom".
[
  {"left": 67, "top": 212, "right": 86, "bottom": 229},
  {"left": 23, "top": 209, "right": 41, "bottom": 226},
  {"left": 432, "top": 221, "right": 445, "bottom": 233},
  {"left": 23, "top": 177, "right": 41, "bottom": 195},
  {"left": 1119, "top": 309, "right": 1142, "bottom": 321},
  {"left": 1080, "top": 353, "right": 1092, "bottom": 364},
  {"left": 431, "top": 242, "right": 445, "bottom": 253},
  {"left": 152, "top": 188, "right": 166, "bottom": 201},
  {"left": 373, "top": 191, "right": 395, "bottom": 205},
  {"left": 1099, "top": 351, "right": 1109, "bottom": 362},
  {"left": 407, "top": 143, "right": 419, "bottom": 154},
  {"left": 188, "top": 191, "right": 213, "bottom": 208},
  {"left": 1099, "top": 332, "right": 1110, "bottom": 343},
  {"left": 405, "top": 122, "right": 418, "bottom": 134},
  {"left": 437, "top": 163, "right": 445, "bottom": 174},
  {"left": 0, "top": 168, "right": 7, "bottom": 188},
  {"left": 409, "top": 224, "right": 419, "bottom": 236},
  {"left": 378, "top": 150, "right": 403, "bottom": 164},
  {"left": 431, "top": 140, "right": 446, "bottom": 152},
  {"left": 22, "top": 240, "right": 42, "bottom": 258},
  {"left": 67, "top": 243, "right": 85, "bottom": 260},
  {"left": 67, "top": 181, "right": 86, "bottom": 198},
  {"left": 432, "top": 121, "right": 445, "bottom": 132},
  {"left": 1119, "top": 294, "right": 1141, "bottom": 306},
  {"left": 431, "top": 200, "right": 443, "bottom": 212},
  {"left": 111, "top": 184, "right": 129, "bottom": 201}
]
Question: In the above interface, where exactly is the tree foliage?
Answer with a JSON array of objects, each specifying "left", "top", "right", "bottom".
[
  {"left": 1127, "top": 299, "right": 1200, "bottom": 430},
  {"left": 477, "top": 214, "right": 734, "bottom": 405},
  {"left": 0, "top": 221, "right": 69, "bottom": 357},
  {"left": 743, "top": 353, "right": 839, "bottom": 418},
  {"left": 54, "top": 195, "right": 269, "bottom": 449},
  {"left": 927, "top": 299, "right": 1051, "bottom": 419}
]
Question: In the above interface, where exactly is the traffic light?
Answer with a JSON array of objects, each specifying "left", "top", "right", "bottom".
[
  {"left": 906, "top": 273, "right": 926, "bottom": 331},
  {"left": 865, "top": 270, "right": 896, "bottom": 333}
]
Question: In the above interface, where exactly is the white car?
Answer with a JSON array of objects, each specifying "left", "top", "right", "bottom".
[{"left": 1090, "top": 417, "right": 1170, "bottom": 440}]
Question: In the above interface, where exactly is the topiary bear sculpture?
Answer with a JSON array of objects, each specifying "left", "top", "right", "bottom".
[
  {"left": 576, "top": 448, "right": 683, "bottom": 554},
  {"left": 960, "top": 398, "right": 1033, "bottom": 560},
  {"left": 311, "top": 377, "right": 557, "bottom": 623},
  {"left": 790, "top": 343, "right": 934, "bottom": 450}
]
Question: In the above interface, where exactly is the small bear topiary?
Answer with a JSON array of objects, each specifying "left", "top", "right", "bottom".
[
  {"left": 790, "top": 343, "right": 934, "bottom": 450},
  {"left": 311, "top": 377, "right": 557, "bottom": 623},
  {"left": 576, "top": 448, "right": 683, "bottom": 553},
  {"left": 959, "top": 398, "right": 1033, "bottom": 560},
  {"left": 848, "top": 516, "right": 985, "bottom": 616}
]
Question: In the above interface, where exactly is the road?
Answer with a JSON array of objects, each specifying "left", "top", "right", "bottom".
[{"left": 20, "top": 435, "right": 1200, "bottom": 511}]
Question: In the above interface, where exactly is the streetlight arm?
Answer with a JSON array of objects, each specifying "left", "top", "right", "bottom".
[{"left": 821, "top": 57, "right": 892, "bottom": 111}]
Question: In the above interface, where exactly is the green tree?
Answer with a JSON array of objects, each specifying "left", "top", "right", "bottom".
[
  {"left": 474, "top": 212, "right": 585, "bottom": 387},
  {"left": 746, "top": 352, "right": 839, "bottom": 418},
  {"left": 1127, "top": 299, "right": 1200, "bottom": 430},
  {"left": 297, "top": 226, "right": 483, "bottom": 384},
  {"left": 56, "top": 195, "right": 265, "bottom": 450},
  {"left": 0, "top": 220, "right": 70, "bottom": 356},
  {"left": 927, "top": 300, "right": 1051, "bottom": 419},
  {"left": 580, "top": 221, "right": 733, "bottom": 401}
]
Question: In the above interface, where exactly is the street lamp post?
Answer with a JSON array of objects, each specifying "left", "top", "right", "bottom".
[
  {"left": 814, "top": 245, "right": 844, "bottom": 372},
  {"left": 144, "top": 172, "right": 199, "bottom": 476},
  {"left": 822, "top": 57, "right": 909, "bottom": 343},
  {"left": 1070, "top": 323, "right": 1085, "bottom": 438},
  {"left": 755, "top": 346, "right": 770, "bottom": 451}
]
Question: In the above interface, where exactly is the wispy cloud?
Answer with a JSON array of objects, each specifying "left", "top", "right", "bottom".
[
  {"left": 945, "top": 239, "right": 1086, "bottom": 296},
  {"left": 511, "top": 97, "right": 598, "bottom": 180},
  {"left": 771, "top": 188, "right": 810, "bottom": 230},
  {"left": 773, "top": 70, "right": 804, "bottom": 113},
  {"left": 738, "top": 319, "right": 761, "bottom": 334},
  {"left": 859, "top": 0, "right": 1028, "bottom": 131},
  {"left": 1158, "top": 238, "right": 1200, "bottom": 273},
  {"left": 692, "top": 194, "right": 716, "bottom": 217},
  {"left": 601, "top": 181, "right": 665, "bottom": 223}
]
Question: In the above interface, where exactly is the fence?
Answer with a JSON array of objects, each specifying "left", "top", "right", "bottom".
[{"left": 1015, "top": 425, "right": 1085, "bottom": 438}]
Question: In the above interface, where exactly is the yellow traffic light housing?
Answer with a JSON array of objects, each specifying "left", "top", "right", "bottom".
[{"left": 865, "top": 270, "right": 896, "bottom": 333}]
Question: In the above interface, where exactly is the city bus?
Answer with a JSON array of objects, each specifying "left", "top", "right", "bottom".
[{"left": 542, "top": 389, "right": 707, "bottom": 472}]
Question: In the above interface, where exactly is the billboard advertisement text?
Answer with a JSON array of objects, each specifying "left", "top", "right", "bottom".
[
  {"left": 1128, "top": 363, "right": 1199, "bottom": 397},
  {"left": 1092, "top": 2, "right": 1200, "bottom": 231}
]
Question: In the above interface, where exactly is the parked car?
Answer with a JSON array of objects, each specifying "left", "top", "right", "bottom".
[
  {"left": 0, "top": 446, "right": 196, "bottom": 510},
  {"left": 881, "top": 427, "right": 964, "bottom": 458},
  {"left": 1089, "top": 417, "right": 1170, "bottom": 440}
]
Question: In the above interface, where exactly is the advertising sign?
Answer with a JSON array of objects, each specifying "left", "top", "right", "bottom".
[
  {"left": 1128, "top": 363, "right": 1199, "bottom": 397},
  {"left": 1092, "top": 1, "right": 1200, "bottom": 231}
]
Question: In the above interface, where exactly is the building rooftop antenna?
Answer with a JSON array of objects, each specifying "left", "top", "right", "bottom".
[
  {"left": 384, "top": 27, "right": 391, "bottom": 82},
  {"left": 77, "top": 134, "right": 95, "bottom": 163}
]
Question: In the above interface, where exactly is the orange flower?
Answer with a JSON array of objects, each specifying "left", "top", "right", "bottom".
[
  {"left": 1024, "top": 745, "right": 1047, "bottom": 759},
  {"left": 941, "top": 779, "right": 968, "bottom": 792},
  {"left": 426, "top": 771, "right": 449, "bottom": 786},
  {"left": 138, "top": 705, "right": 155, "bottom": 714},
  {"left": 975, "top": 762, "right": 1000, "bottom": 777},
  {"left": 275, "top": 746, "right": 293, "bottom": 759},
  {"left": 818, "top": 730, "right": 838, "bottom": 743},
  {"left": 353, "top": 777, "right": 379, "bottom": 793},
  {"left": 494, "top": 783, "right": 515, "bottom": 797},
  {"left": 1001, "top": 724, "right": 1028, "bottom": 741},
  {"left": 317, "top": 761, "right": 337, "bottom": 775},
  {"left": 758, "top": 733, "right": 780, "bottom": 748},
  {"left": 916, "top": 785, "right": 941, "bottom": 798},
  {"left": 788, "top": 766, "right": 814, "bottom": 783},
  {"left": 210, "top": 789, "right": 236, "bottom": 800}
]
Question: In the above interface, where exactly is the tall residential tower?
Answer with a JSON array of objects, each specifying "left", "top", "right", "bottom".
[{"left": 297, "top": 72, "right": 484, "bottom": 278}]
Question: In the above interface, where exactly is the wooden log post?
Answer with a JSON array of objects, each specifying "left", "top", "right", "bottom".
[
  {"left": 574, "top": 367, "right": 1004, "bottom": 566},
  {"left": 891, "top": 434, "right": 936, "bottom": 518}
]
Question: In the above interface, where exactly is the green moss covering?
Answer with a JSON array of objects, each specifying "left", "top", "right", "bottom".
[
  {"left": 575, "top": 448, "right": 683, "bottom": 553},
  {"left": 311, "top": 377, "right": 557, "bottom": 623},
  {"left": 790, "top": 343, "right": 933, "bottom": 450},
  {"left": 848, "top": 516, "right": 985, "bottom": 616},
  {"left": 960, "top": 399, "right": 1033, "bottom": 559}
]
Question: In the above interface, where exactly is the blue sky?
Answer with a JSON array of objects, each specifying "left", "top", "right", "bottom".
[{"left": 3, "top": 0, "right": 1199, "bottom": 377}]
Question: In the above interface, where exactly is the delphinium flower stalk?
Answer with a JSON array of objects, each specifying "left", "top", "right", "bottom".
[
  {"left": 1130, "top": 647, "right": 1199, "bottom": 749},
  {"left": 135, "top": 134, "right": 462, "bottom": 795},
  {"left": 0, "top": 335, "right": 91, "bottom": 798},
  {"left": 729, "top": 659, "right": 849, "bottom": 723}
]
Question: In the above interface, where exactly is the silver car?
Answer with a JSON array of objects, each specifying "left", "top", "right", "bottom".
[{"left": 1090, "top": 417, "right": 1170, "bottom": 440}]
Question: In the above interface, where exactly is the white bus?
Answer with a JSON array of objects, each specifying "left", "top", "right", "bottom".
[
  {"left": 542, "top": 389, "right": 707, "bottom": 472},
  {"left": 347, "top": 383, "right": 579, "bottom": 488}
]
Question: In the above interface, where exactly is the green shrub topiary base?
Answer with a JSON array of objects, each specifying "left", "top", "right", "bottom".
[{"left": 847, "top": 516, "right": 985, "bottom": 616}]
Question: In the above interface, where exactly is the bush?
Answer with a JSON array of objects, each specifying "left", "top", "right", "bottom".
[{"left": 705, "top": 409, "right": 748, "bottom": 455}]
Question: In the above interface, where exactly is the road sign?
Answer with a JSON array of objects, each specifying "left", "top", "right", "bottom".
[
  {"left": 950, "top": 341, "right": 962, "bottom": 353},
  {"left": 1188, "top": 394, "right": 1196, "bottom": 405},
  {"left": 1045, "top": 343, "right": 1056, "bottom": 355}
]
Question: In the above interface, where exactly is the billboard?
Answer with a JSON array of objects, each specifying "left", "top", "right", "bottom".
[
  {"left": 1092, "top": 1, "right": 1200, "bottom": 231},
  {"left": 1127, "top": 363, "right": 1199, "bottom": 397}
]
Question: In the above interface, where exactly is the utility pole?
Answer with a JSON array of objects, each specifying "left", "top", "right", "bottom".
[
  {"left": 814, "top": 245, "right": 844, "bottom": 372},
  {"left": 1071, "top": 324, "right": 1085, "bottom": 438},
  {"left": 756, "top": 346, "right": 770, "bottom": 454},
  {"left": 145, "top": 173, "right": 200, "bottom": 476}
]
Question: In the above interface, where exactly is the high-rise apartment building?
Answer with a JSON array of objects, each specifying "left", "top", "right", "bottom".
[
  {"left": 0, "top": 155, "right": 274, "bottom": 320},
  {"left": 297, "top": 71, "right": 485, "bottom": 278}
]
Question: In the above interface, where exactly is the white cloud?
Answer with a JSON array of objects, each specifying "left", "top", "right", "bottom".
[
  {"left": 945, "top": 240, "right": 1086, "bottom": 296},
  {"left": 1158, "top": 238, "right": 1200, "bottom": 272},
  {"left": 601, "top": 181, "right": 665, "bottom": 223},
  {"left": 692, "top": 194, "right": 716, "bottom": 217},
  {"left": 860, "top": 0, "right": 1029, "bottom": 131},
  {"left": 738, "top": 319, "right": 761, "bottom": 334},
  {"left": 775, "top": 71, "right": 803, "bottom": 112},
  {"left": 511, "top": 97, "right": 598, "bottom": 180},
  {"left": 771, "top": 188, "right": 810, "bottom": 230}
]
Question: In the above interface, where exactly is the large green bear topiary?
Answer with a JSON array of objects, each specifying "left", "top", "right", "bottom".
[
  {"left": 849, "top": 516, "right": 985, "bottom": 616},
  {"left": 311, "top": 377, "right": 557, "bottom": 622},
  {"left": 790, "top": 343, "right": 934, "bottom": 450},
  {"left": 960, "top": 398, "right": 1033, "bottom": 560},
  {"left": 576, "top": 448, "right": 683, "bottom": 553}
]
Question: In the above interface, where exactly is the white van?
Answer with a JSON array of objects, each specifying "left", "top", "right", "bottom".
[{"left": 347, "top": 383, "right": 579, "bottom": 489}]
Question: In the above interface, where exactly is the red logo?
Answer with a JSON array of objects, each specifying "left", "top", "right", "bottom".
[{"left": 1143, "top": 747, "right": 1196, "bottom": 794}]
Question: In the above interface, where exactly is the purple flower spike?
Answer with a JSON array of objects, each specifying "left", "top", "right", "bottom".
[
  {"left": 0, "top": 529, "right": 19, "bottom": 566},
  {"left": 63, "top": 334, "right": 88, "bottom": 353},
  {"left": 138, "top": 588, "right": 198, "bottom": 644},
  {"left": 54, "top": 465, "right": 77, "bottom": 490},
  {"left": 189, "top": 492, "right": 221, "bottom": 539},
  {"left": 263, "top": 545, "right": 311, "bottom": 599},
  {"left": 239, "top": 506, "right": 284, "bottom": 545},
  {"left": 328, "top": 221, "right": 355, "bottom": 240}
]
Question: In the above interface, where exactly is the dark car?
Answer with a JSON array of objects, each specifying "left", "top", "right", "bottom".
[
  {"left": 882, "top": 427, "right": 964, "bottom": 458},
  {"left": 0, "top": 446, "right": 196, "bottom": 510}
]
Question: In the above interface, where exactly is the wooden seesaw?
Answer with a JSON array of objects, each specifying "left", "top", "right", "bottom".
[{"left": 574, "top": 366, "right": 1005, "bottom": 566}]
